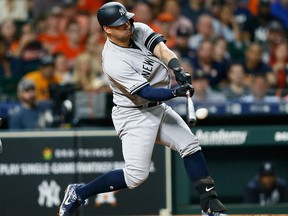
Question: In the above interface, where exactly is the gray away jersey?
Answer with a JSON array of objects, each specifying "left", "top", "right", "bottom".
[{"left": 102, "top": 22, "right": 171, "bottom": 107}]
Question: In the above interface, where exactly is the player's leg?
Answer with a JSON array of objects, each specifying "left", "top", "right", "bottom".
[
  {"left": 112, "top": 106, "right": 161, "bottom": 189},
  {"left": 156, "top": 104, "right": 227, "bottom": 215},
  {"left": 58, "top": 107, "right": 160, "bottom": 216},
  {"left": 58, "top": 170, "right": 128, "bottom": 216}
]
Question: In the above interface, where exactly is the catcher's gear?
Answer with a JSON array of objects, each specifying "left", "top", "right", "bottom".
[
  {"left": 97, "top": 2, "right": 135, "bottom": 28},
  {"left": 172, "top": 83, "right": 194, "bottom": 97}
]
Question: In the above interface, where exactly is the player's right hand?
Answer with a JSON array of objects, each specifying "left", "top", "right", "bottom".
[
  {"left": 173, "top": 67, "right": 192, "bottom": 85},
  {"left": 172, "top": 83, "right": 194, "bottom": 97}
]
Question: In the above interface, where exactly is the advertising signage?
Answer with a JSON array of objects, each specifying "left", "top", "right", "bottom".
[{"left": 0, "top": 130, "right": 166, "bottom": 216}]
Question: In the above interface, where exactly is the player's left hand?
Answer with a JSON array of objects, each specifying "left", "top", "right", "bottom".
[
  {"left": 173, "top": 67, "right": 191, "bottom": 85},
  {"left": 172, "top": 83, "right": 194, "bottom": 97}
]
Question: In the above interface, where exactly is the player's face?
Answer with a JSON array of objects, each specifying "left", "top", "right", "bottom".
[{"left": 105, "top": 21, "right": 132, "bottom": 46}]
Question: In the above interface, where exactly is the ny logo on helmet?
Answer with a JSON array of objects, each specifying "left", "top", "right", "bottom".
[{"left": 119, "top": 8, "right": 125, "bottom": 16}]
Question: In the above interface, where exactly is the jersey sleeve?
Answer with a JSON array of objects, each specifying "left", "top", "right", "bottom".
[
  {"left": 103, "top": 58, "right": 149, "bottom": 95},
  {"left": 133, "top": 22, "right": 165, "bottom": 53}
]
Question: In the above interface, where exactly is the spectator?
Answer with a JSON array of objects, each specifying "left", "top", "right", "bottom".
[
  {"left": 85, "top": 36, "right": 105, "bottom": 78},
  {"left": 171, "top": 25, "right": 195, "bottom": 61},
  {"left": 162, "top": 0, "right": 193, "bottom": 37},
  {"left": 266, "top": 21, "right": 287, "bottom": 64},
  {"left": 131, "top": 1, "right": 160, "bottom": 32},
  {"left": 148, "top": 0, "right": 165, "bottom": 19},
  {"left": 228, "top": 0, "right": 252, "bottom": 30},
  {"left": 0, "top": 19, "right": 17, "bottom": 48},
  {"left": 53, "top": 21, "right": 85, "bottom": 69},
  {"left": 23, "top": 55, "right": 61, "bottom": 101},
  {"left": 227, "top": 24, "right": 249, "bottom": 62},
  {"left": 30, "top": 0, "right": 61, "bottom": 20},
  {"left": 213, "top": 4, "right": 239, "bottom": 43},
  {"left": 53, "top": 52, "right": 73, "bottom": 84},
  {"left": 213, "top": 37, "right": 230, "bottom": 74},
  {"left": 0, "top": 36, "right": 23, "bottom": 79},
  {"left": 190, "top": 39, "right": 228, "bottom": 89},
  {"left": 76, "top": 0, "right": 105, "bottom": 15},
  {"left": 188, "top": 14, "right": 216, "bottom": 50},
  {"left": 242, "top": 42, "right": 273, "bottom": 85},
  {"left": 270, "top": 0, "right": 288, "bottom": 29},
  {"left": 244, "top": 162, "right": 288, "bottom": 206},
  {"left": 0, "top": 36, "right": 23, "bottom": 101},
  {"left": 72, "top": 52, "right": 109, "bottom": 93},
  {"left": 58, "top": 0, "right": 90, "bottom": 39},
  {"left": 191, "top": 70, "right": 227, "bottom": 103},
  {"left": 9, "top": 78, "right": 53, "bottom": 129},
  {"left": 270, "top": 42, "right": 288, "bottom": 97},
  {"left": 0, "top": 0, "right": 28, "bottom": 23},
  {"left": 37, "top": 7, "right": 67, "bottom": 54},
  {"left": 221, "top": 63, "right": 250, "bottom": 100},
  {"left": 10, "top": 22, "right": 37, "bottom": 57},
  {"left": 155, "top": 12, "right": 176, "bottom": 49},
  {"left": 181, "top": 0, "right": 208, "bottom": 25},
  {"left": 87, "top": 13, "right": 106, "bottom": 45},
  {"left": 241, "top": 74, "right": 280, "bottom": 103},
  {"left": 243, "top": 0, "right": 281, "bottom": 43}
]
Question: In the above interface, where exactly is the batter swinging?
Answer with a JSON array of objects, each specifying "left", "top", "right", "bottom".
[{"left": 58, "top": 2, "right": 228, "bottom": 216}]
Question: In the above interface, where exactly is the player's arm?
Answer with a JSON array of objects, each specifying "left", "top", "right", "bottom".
[
  {"left": 136, "top": 84, "right": 193, "bottom": 101},
  {"left": 153, "top": 42, "right": 191, "bottom": 85}
]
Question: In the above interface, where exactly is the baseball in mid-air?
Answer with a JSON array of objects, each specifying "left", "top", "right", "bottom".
[{"left": 195, "top": 108, "right": 208, "bottom": 120}]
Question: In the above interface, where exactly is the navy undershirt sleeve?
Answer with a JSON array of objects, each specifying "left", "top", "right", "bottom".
[{"left": 135, "top": 84, "right": 175, "bottom": 101}]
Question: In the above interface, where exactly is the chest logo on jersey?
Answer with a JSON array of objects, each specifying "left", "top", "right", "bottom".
[{"left": 142, "top": 52, "right": 155, "bottom": 79}]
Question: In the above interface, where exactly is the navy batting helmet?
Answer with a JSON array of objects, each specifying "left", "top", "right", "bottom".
[{"left": 97, "top": 2, "right": 135, "bottom": 28}]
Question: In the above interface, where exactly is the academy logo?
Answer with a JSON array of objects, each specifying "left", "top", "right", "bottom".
[
  {"left": 119, "top": 8, "right": 125, "bottom": 16},
  {"left": 38, "top": 180, "right": 61, "bottom": 207},
  {"left": 196, "top": 129, "right": 248, "bottom": 145}
]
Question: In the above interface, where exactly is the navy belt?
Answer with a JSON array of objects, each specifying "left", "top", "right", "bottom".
[{"left": 114, "top": 101, "right": 162, "bottom": 108}]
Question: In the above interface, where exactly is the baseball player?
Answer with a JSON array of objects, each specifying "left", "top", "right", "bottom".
[{"left": 58, "top": 2, "right": 228, "bottom": 216}]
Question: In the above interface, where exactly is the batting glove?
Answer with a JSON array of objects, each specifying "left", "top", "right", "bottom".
[
  {"left": 172, "top": 83, "right": 194, "bottom": 97},
  {"left": 173, "top": 67, "right": 192, "bottom": 86}
]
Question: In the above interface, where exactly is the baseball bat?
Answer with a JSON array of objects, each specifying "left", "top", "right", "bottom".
[{"left": 186, "top": 90, "right": 197, "bottom": 127}]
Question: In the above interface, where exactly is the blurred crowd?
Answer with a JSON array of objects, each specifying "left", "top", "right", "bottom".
[{"left": 1, "top": 0, "right": 288, "bottom": 129}]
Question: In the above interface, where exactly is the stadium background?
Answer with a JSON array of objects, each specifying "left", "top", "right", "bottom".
[{"left": 0, "top": 0, "right": 288, "bottom": 215}]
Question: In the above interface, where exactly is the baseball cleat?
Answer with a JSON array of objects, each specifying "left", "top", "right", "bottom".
[
  {"left": 201, "top": 198, "right": 228, "bottom": 216},
  {"left": 201, "top": 211, "right": 228, "bottom": 216},
  {"left": 58, "top": 184, "right": 87, "bottom": 216}
]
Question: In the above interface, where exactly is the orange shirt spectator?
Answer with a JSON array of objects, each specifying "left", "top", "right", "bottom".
[
  {"left": 248, "top": 0, "right": 259, "bottom": 16},
  {"left": 24, "top": 56, "right": 61, "bottom": 101},
  {"left": 76, "top": 0, "right": 105, "bottom": 14},
  {"left": 155, "top": 12, "right": 176, "bottom": 48},
  {"left": 38, "top": 33, "right": 67, "bottom": 53},
  {"left": 10, "top": 22, "right": 37, "bottom": 57},
  {"left": 131, "top": 1, "right": 161, "bottom": 33},
  {"left": 37, "top": 8, "right": 67, "bottom": 54},
  {"left": 53, "top": 21, "right": 85, "bottom": 68},
  {"left": 58, "top": 1, "right": 89, "bottom": 39}
]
